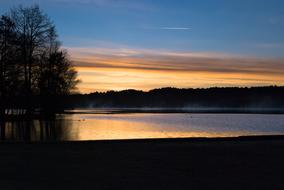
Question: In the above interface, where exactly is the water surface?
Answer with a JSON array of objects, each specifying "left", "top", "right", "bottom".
[{"left": 1, "top": 109, "right": 284, "bottom": 141}]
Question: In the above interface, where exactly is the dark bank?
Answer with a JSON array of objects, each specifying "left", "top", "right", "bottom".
[{"left": 1, "top": 136, "right": 284, "bottom": 190}]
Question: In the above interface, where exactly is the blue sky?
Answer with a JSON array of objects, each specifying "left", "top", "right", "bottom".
[
  {"left": 1, "top": 0, "right": 284, "bottom": 92},
  {"left": 1, "top": 0, "right": 283, "bottom": 57}
]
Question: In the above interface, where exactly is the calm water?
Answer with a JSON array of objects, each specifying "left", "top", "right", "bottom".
[{"left": 1, "top": 109, "right": 284, "bottom": 141}]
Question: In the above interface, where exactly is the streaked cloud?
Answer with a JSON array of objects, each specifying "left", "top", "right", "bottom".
[
  {"left": 65, "top": 46, "right": 284, "bottom": 93},
  {"left": 68, "top": 47, "right": 284, "bottom": 74},
  {"left": 0, "top": 0, "right": 152, "bottom": 11}
]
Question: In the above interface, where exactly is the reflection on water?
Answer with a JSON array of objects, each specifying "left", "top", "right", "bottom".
[
  {"left": 0, "top": 116, "right": 73, "bottom": 142},
  {"left": 1, "top": 111, "right": 284, "bottom": 141}
]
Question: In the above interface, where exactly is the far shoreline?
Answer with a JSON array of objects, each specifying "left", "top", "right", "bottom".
[{"left": 64, "top": 108, "right": 284, "bottom": 115}]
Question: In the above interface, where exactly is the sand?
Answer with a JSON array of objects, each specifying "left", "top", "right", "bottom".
[{"left": 0, "top": 136, "right": 284, "bottom": 190}]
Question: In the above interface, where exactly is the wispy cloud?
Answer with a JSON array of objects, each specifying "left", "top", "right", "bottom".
[
  {"left": 51, "top": 0, "right": 152, "bottom": 10},
  {"left": 0, "top": 0, "right": 152, "bottom": 11},
  {"left": 65, "top": 46, "right": 284, "bottom": 92},
  {"left": 268, "top": 16, "right": 284, "bottom": 25},
  {"left": 67, "top": 47, "right": 284, "bottom": 75},
  {"left": 156, "top": 27, "right": 191, "bottom": 30},
  {"left": 144, "top": 26, "right": 192, "bottom": 30},
  {"left": 253, "top": 43, "right": 284, "bottom": 49}
]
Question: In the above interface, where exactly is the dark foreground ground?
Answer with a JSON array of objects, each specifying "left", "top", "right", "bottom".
[{"left": 1, "top": 136, "right": 284, "bottom": 190}]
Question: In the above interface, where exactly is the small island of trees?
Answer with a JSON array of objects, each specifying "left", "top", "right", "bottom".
[{"left": 0, "top": 5, "right": 79, "bottom": 119}]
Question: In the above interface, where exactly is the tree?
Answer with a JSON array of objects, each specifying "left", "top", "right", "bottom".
[
  {"left": 0, "top": 5, "right": 79, "bottom": 117},
  {"left": 38, "top": 50, "right": 79, "bottom": 112},
  {"left": 9, "top": 5, "right": 56, "bottom": 112},
  {"left": 0, "top": 15, "right": 17, "bottom": 118}
]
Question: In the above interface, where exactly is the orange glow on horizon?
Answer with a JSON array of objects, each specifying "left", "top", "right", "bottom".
[
  {"left": 68, "top": 47, "right": 284, "bottom": 93},
  {"left": 75, "top": 66, "right": 284, "bottom": 93}
]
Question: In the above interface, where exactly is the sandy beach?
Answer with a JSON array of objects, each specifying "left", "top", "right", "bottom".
[{"left": 0, "top": 136, "right": 284, "bottom": 190}]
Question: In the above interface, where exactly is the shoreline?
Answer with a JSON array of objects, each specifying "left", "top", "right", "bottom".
[
  {"left": 1, "top": 134, "right": 284, "bottom": 144},
  {"left": 65, "top": 108, "right": 284, "bottom": 115}
]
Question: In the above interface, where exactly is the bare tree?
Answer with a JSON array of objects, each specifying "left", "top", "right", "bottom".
[
  {"left": 0, "top": 5, "right": 79, "bottom": 116},
  {"left": 0, "top": 15, "right": 16, "bottom": 118},
  {"left": 9, "top": 5, "right": 55, "bottom": 113}
]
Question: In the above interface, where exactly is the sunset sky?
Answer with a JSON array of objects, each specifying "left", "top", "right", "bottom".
[{"left": 1, "top": 0, "right": 284, "bottom": 93}]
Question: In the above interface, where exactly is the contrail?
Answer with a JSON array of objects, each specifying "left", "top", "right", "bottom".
[
  {"left": 158, "top": 27, "right": 191, "bottom": 30},
  {"left": 144, "top": 26, "right": 192, "bottom": 30}
]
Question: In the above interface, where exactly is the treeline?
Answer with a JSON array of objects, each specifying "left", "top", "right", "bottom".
[
  {"left": 0, "top": 5, "right": 79, "bottom": 118},
  {"left": 64, "top": 86, "right": 284, "bottom": 110}
]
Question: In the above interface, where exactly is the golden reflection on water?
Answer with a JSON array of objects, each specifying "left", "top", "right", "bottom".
[
  {"left": 1, "top": 113, "right": 284, "bottom": 141},
  {"left": 65, "top": 114, "right": 248, "bottom": 141},
  {"left": 73, "top": 118, "right": 237, "bottom": 140}
]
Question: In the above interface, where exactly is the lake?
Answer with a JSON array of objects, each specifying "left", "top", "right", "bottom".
[{"left": 1, "top": 109, "right": 284, "bottom": 141}]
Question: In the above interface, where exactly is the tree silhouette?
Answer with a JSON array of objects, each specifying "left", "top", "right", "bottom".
[
  {"left": 0, "top": 5, "right": 79, "bottom": 118},
  {"left": 63, "top": 86, "right": 284, "bottom": 111},
  {"left": 0, "top": 15, "right": 17, "bottom": 118}
]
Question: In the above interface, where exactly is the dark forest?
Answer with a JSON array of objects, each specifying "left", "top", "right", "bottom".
[{"left": 64, "top": 86, "right": 284, "bottom": 112}]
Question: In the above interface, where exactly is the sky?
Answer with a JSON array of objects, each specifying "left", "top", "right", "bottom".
[{"left": 0, "top": 0, "right": 284, "bottom": 93}]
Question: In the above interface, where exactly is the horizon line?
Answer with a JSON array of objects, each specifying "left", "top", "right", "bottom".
[{"left": 77, "top": 85, "right": 283, "bottom": 94}]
